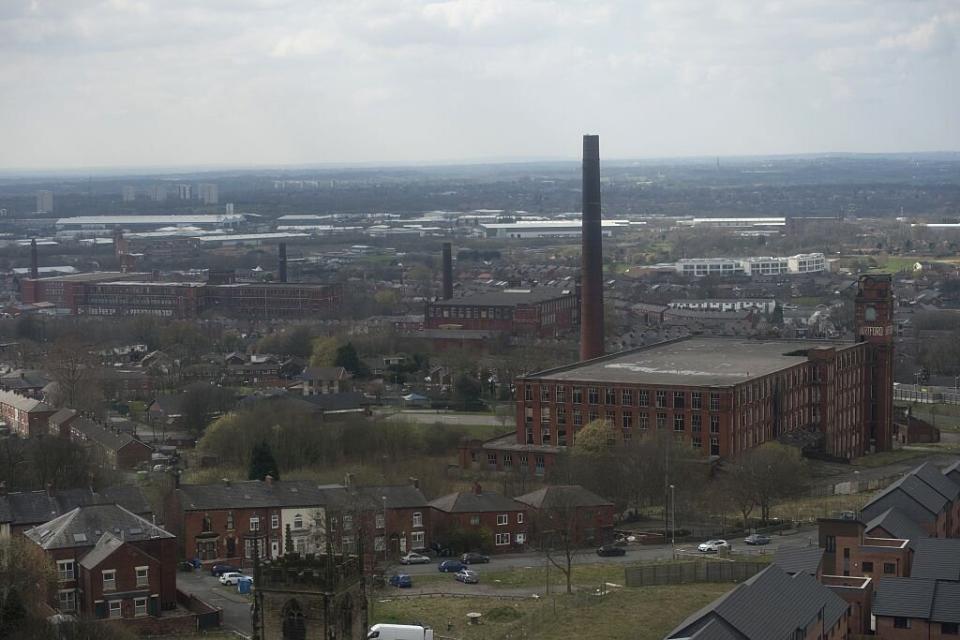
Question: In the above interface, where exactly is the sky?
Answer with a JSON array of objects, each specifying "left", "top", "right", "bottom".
[{"left": 0, "top": 0, "right": 958, "bottom": 170}]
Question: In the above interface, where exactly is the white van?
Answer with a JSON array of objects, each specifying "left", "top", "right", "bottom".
[{"left": 367, "top": 623, "right": 434, "bottom": 640}]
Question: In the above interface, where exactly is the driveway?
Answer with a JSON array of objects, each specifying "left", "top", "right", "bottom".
[{"left": 178, "top": 570, "right": 252, "bottom": 637}]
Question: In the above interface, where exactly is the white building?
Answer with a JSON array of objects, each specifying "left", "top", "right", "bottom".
[
  {"left": 278, "top": 506, "right": 327, "bottom": 558},
  {"left": 676, "top": 253, "right": 825, "bottom": 277},
  {"left": 667, "top": 298, "right": 777, "bottom": 314},
  {"left": 121, "top": 186, "right": 136, "bottom": 202},
  {"left": 682, "top": 217, "right": 786, "bottom": 229},
  {"left": 198, "top": 183, "right": 219, "bottom": 205},
  {"left": 177, "top": 184, "right": 192, "bottom": 200},
  {"left": 36, "top": 190, "right": 54, "bottom": 214},
  {"left": 480, "top": 219, "right": 631, "bottom": 239}
]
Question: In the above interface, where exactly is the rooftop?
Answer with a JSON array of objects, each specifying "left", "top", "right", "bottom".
[
  {"left": 433, "top": 286, "right": 575, "bottom": 308},
  {"left": 24, "top": 503, "right": 173, "bottom": 550},
  {"left": 524, "top": 337, "right": 853, "bottom": 387}
]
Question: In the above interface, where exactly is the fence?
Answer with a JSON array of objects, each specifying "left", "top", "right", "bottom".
[{"left": 624, "top": 560, "right": 767, "bottom": 587}]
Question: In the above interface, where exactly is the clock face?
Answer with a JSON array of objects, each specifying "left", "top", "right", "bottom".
[{"left": 865, "top": 306, "right": 877, "bottom": 322}]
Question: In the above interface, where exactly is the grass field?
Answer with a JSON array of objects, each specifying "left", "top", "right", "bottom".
[{"left": 370, "top": 583, "right": 732, "bottom": 640}]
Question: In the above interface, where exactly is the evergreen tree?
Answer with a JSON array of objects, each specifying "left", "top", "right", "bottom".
[
  {"left": 334, "top": 342, "right": 368, "bottom": 377},
  {"left": 248, "top": 440, "right": 280, "bottom": 481}
]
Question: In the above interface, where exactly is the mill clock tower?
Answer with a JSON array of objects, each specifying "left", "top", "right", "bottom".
[{"left": 855, "top": 274, "right": 894, "bottom": 452}]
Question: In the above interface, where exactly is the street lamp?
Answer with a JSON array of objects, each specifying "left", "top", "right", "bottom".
[
  {"left": 853, "top": 471, "right": 861, "bottom": 516},
  {"left": 669, "top": 484, "right": 676, "bottom": 558}
]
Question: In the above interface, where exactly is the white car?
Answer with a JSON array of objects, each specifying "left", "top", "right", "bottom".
[
  {"left": 698, "top": 539, "right": 731, "bottom": 553},
  {"left": 399, "top": 552, "right": 432, "bottom": 565},
  {"left": 219, "top": 572, "right": 252, "bottom": 586}
]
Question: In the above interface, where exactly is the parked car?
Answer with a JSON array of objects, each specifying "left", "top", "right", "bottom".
[
  {"left": 461, "top": 552, "right": 490, "bottom": 565},
  {"left": 388, "top": 574, "right": 413, "bottom": 588},
  {"left": 438, "top": 560, "right": 466, "bottom": 573},
  {"left": 454, "top": 569, "right": 479, "bottom": 584},
  {"left": 399, "top": 552, "right": 432, "bottom": 565},
  {"left": 219, "top": 572, "right": 252, "bottom": 586},
  {"left": 596, "top": 544, "right": 627, "bottom": 557},
  {"left": 698, "top": 539, "right": 731, "bottom": 553},
  {"left": 744, "top": 534, "right": 771, "bottom": 546},
  {"left": 430, "top": 543, "right": 454, "bottom": 558},
  {"left": 210, "top": 563, "right": 240, "bottom": 576}
]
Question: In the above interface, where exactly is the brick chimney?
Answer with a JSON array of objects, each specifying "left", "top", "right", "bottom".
[
  {"left": 409, "top": 477, "right": 420, "bottom": 490},
  {"left": 472, "top": 482, "right": 482, "bottom": 495},
  {"left": 264, "top": 474, "right": 273, "bottom": 487}
]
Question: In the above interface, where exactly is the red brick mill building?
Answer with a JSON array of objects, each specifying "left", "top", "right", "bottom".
[{"left": 461, "top": 275, "right": 895, "bottom": 474}]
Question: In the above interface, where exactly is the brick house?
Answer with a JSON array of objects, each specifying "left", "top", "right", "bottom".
[
  {"left": 0, "top": 484, "right": 154, "bottom": 537},
  {"left": 429, "top": 484, "right": 527, "bottom": 554},
  {"left": 818, "top": 517, "right": 912, "bottom": 579},
  {"left": 297, "top": 366, "right": 351, "bottom": 396},
  {"left": 23, "top": 504, "right": 177, "bottom": 620},
  {"left": 0, "top": 389, "right": 56, "bottom": 437},
  {"left": 514, "top": 485, "right": 615, "bottom": 547},
  {"left": 48, "top": 408, "right": 79, "bottom": 438},
  {"left": 861, "top": 463, "right": 960, "bottom": 538},
  {"left": 872, "top": 578, "right": 960, "bottom": 638},
  {"left": 69, "top": 416, "right": 153, "bottom": 470}
]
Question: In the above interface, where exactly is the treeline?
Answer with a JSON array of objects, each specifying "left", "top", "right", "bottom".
[{"left": 0, "top": 437, "right": 118, "bottom": 492}]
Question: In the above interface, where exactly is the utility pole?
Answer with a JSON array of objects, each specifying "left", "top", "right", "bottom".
[{"left": 670, "top": 484, "right": 676, "bottom": 559}]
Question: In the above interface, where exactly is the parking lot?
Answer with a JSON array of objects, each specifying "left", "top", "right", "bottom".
[{"left": 178, "top": 569, "right": 253, "bottom": 636}]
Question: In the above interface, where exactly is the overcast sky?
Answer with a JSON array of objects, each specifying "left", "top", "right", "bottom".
[{"left": 0, "top": 0, "right": 957, "bottom": 170}]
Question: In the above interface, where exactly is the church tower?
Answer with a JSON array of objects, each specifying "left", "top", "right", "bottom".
[{"left": 855, "top": 274, "right": 894, "bottom": 452}]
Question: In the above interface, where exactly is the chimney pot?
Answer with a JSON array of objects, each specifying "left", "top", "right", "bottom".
[
  {"left": 473, "top": 482, "right": 482, "bottom": 495},
  {"left": 409, "top": 477, "right": 419, "bottom": 490},
  {"left": 265, "top": 474, "right": 273, "bottom": 486}
]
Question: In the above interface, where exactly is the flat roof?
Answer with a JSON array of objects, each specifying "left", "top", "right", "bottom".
[
  {"left": 56, "top": 215, "right": 245, "bottom": 226},
  {"left": 193, "top": 233, "right": 309, "bottom": 242},
  {"left": 481, "top": 220, "right": 628, "bottom": 229},
  {"left": 526, "top": 337, "right": 855, "bottom": 387},
  {"left": 31, "top": 271, "right": 147, "bottom": 283},
  {"left": 434, "top": 287, "right": 574, "bottom": 307}
]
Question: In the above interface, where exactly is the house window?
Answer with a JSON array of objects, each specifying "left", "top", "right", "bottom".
[
  {"left": 515, "top": 533, "right": 526, "bottom": 544},
  {"left": 692, "top": 414, "right": 702, "bottom": 432},
  {"left": 293, "top": 513, "right": 304, "bottom": 529},
  {"left": 502, "top": 454, "right": 513, "bottom": 469},
  {"left": 487, "top": 452, "right": 498, "bottom": 467},
  {"left": 893, "top": 618, "right": 911, "bottom": 629},
  {"left": 495, "top": 533, "right": 510, "bottom": 546},
  {"left": 540, "top": 386, "right": 551, "bottom": 402},
  {"left": 519, "top": 455, "right": 528, "bottom": 469},
  {"left": 622, "top": 411, "right": 632, "bottom": 430},
  {"left": 57, "top": 590, "right": 76, "bottom": 612},
  {"left": 524, "top": 385, "right": 532, "bottom": 401},
  {"left": 374, "top": 536, "right": 385, "bottom": 551},
  {"left": 375, "top": 513, "right": 385, "bottom": 529},
  {"left": 883, "top": 563, "right": 896, "bottom": 574},
  {"left": 135, "top": 566, "right": 149, "bottom": 587},
  {"left": 588, "top": 387, "right": 599, "bottom": 404},
  {"left": 226, "top": 512, "right": 234, "bottom": 530},
  {"left": 673, "top": 392, "right": 685, "bottom": 409},
  {"left": 411, "top": 531, "right": 425, "bottom": 547},
  {"left": 638, "top": 413, "right": 648, "bottom": 431},
  {"left": 573, "top": 409, "right": 583, "bottom": 426},
  {"left": 540, "top": 407, "right": 551, "bottom": 424},
  {"left": 824, "top": 535, "right": 836, "bottom": 553},
  {"left": 342, "top": 536, "right": 355, "bottom": 553},
  {"left": 621, "top": 389, "right": 633, "bottom": 405},
  {"left": 269, "top": 514, "right": 278, "bottom": 529},
  {"left": 656, "top": 413, "right": 666, "bottom": 430},
  {"left": 691, "top": 392, "right": 702, "bottom": 410},
  {"left": 497, "top": 514, "right": 508, "bottom": 526},
  {"left": 102, "top": 569, "right": 116, "bottom": 592},
  {"left": 674, "top": 415, "right": 685, "bottom": 431},
  {"left": 555, "top": 386, "right": 566, "bottom": 403},
  {"left": 470, "top": 515, "right": 480, "bottom": 526},
  {"left": 412, "top": 512, "right": 423, "bottom": 528},
  {"left": 250, "top": 517, "right": 260, "bottom": 532},
  {"left": 692, "top": 436, "right": 702, "bottom": 448},
  {"left": 861, "top": 561, "right": 873, "bottom": 573},
  {"left": 710, "top": 415, "right": 720, "bottom": 433},
  {"left": 638, "top": 390, "right": 649, "bottom": 407},
  {"left": 134, "top": 597, "right": 147, "bottom": 618},
  {"left": 535, "top": 455, "right": 545, "bottom": 475},
  {"left": 343, "top": 515, "right": 353, "bottom": 531},
  {"left": 655, "top": 390, "right": 666, "bottom": 408},
  {"left": 556, "top": 405, "right": 566, "bottom": 424},
  {"left": 605, "top": 388, "right": 616, "bottom": 405},
  {"left": 108, "top": 600, "right": 121, "bottom": 619},
  {"left": 202, "top": 515, "right": 212, "bottom": 533},
  {"left": 517, "top": 513, "right": 524, "bottom": 524},
  {"left": 572, "top": 387, "right": 583, "bottom": 404},
  {"left": 57, "top": 560, "right": 74, "bottom": 582},
  {"left": 710, "top": 393, "right": 720, "bottom": 411}
]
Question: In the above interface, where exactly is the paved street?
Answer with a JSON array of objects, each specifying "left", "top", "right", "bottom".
[{"left": 178, "top": 570, "right": 253, "bottom": 637}]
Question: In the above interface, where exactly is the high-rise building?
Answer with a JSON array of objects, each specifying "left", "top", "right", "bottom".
[
  {"left": 148, "top": 185, "right": 168, "bottom": 202},
  {"left": 198, "top": 183, "right": 218, "bottom": 205},
  {"left": 177, "top": 184, "right": 192, "bottom": 200},
  {"left": 36, "top": 190, "right": 53, "bottom": 213},
  {"left": 121, "top": 186, "right": 136, "bottom": 202},
  {"left": 225, "top": 203, "right": 235, "bottom": 215}
]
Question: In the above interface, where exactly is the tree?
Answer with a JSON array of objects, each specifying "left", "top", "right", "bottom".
[
  {"left": 720, "top": 443, "right": 809, "bottom": 528},
  {"left": 179, "top": 384, "right": 235, "bottom": 434},
  {"left": 0, "top": 537, "right": 56, "bottom": 635},
  {"left": 530, "top": 493, "right": 585, "bottom": 594},
  {"left": 452, "top": 374, "right": 482, "bottom": 410},
  {"left": 46, "top": 335, "right": 101, "bottom": 412},
  {"left": 310, "top": 336, "right": 340, "bottom": 367},
  {"left": 248, "top": 440, "right": 280, "bottom": 481},
  {"left": 334, "top": 342, "right": 368, "bottom": 377}
]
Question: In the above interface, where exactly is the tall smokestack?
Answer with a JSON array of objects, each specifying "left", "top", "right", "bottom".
[
  {"left": 579, "top": 135, "right": 604, "bottom": 361},
  {"left": 278, "top": 242, "right": 288, "bottom": 283},
  {"left": 29, "top": 238, "right": 39, "bottom": 279},
  {"left": 441, "top": 242, "right": 453, "bottom": 300}
]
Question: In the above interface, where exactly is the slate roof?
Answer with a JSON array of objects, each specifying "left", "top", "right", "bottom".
[
  {"left": 24, "top": 504, "right": 173, "bottom": 550},
  {"left": 299, "top": 367, "right": 350, "bottom": 382},
  {"left": 514, "top": 485, "right": 613, "bottom": 510},
  {"left": 71, "top": 417, "right": 151, "bottom": 453},
  {"left": 865, "top": 507, "right": 929, "bottom": 550},
  {"left": 433, "top": 286, "right": 573, "bottom": 308},
  {"left": 79, "top": 533, "right": 126, "bottom": 570},
  {"left": 48, "top": 408, "right": 78, "bottom": 427},
  {"left": 0, "top": 389, "right": 53, "bottom": 413},
  {"left": 429, "top": 491, "right": 524, "bottom": 514},
  {"left": 772, "top": 545, "right": 824, "bottom": 576},
  {"left": 911, "top": 462, "right": 960, "bottom": 501},
  {"left": 910, "top": 538, "right": 960, "bottom": 581},
  {"left": 357, "top": 485, "right": 429, "bottom": 510},
  {"left": 861, "top": 474, "right": 949, "bottom": 525},
  {"left": 0, "top": 485, "right": 153, "bottom": 526},
  {"left": 178, "top": 480, "right": 335, "bottom": 511},
  {"left": 943, "top": 460, "right": 960, "bottom": 485},
  {"left": 666, "top": 565, "right": 848, "bottom": 640},
  {"left": 874, "top": 578, "right": 960, "bottom": 623}
]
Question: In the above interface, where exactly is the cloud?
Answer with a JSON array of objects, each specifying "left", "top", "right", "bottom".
[{"left": 0, "top": 0, "right": 957, "bottom": 169}]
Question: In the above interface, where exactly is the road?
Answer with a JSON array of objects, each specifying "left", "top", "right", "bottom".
[{"left": 178, "top": 570, "right": 252, "bottom": 637}]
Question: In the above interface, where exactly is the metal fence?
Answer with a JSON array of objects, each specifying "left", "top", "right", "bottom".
[
  {"left": 624, "top": 561, "right": 767, "bottom": 587},
  {"left": 893, "top": 383, "right": 960, "bottom": 405}
]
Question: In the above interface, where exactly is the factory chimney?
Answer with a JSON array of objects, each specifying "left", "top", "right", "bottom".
[
  {"left": 29, "top": 238, "right": 39, "bottom": 279},
  {"left": 579, "top": 134, "right": 604, "bottom": 361},
  {"left": 441, "top": 242, "right": 453, "bottom": 300},
  {"left": 278, "top": 242, "right": 288, "bottom": 283}
]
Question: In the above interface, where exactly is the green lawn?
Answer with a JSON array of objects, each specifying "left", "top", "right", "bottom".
[
  {"left": 482, "top": 562, "right": 628, "bottom": 591},
  {"left": 371, "top": 594, "right": 541, "bottom": 640}
]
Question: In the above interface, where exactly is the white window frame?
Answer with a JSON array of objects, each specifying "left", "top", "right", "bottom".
[
  {"left": 293, "top": 514, "right": 303, "bottom": 529},
  {"left": 469, "top": 515, "right": 480, "bottom": 526},
  {"left": 411, "top": 531, "right": 425, "bottom": 547},
  {"left": 495, "top": 532, "right": 510, "bottom": 546},
  {"left": 57, "top": 560, "right": 74, "bottom": 582},
  {"left": 515, "top": 533, "right": 526, "bottom": 545},
  {"left": 375, "top": 513, "right": 385, "bottom": 530},
  {"left": 135, "top": 566, "right": 149, "bottom": 587},
  {"left": 108, "top": 600, "right": 122, "bottom": 619},
  {"left": 249, "top": 516, "right": 260, "bottom": 532},
  {"left": 374, "top": 536, "right": 385, "bottom": 551},
  {"left": 412, "top": 512, "right": 423, "bottom": 528},
  {"left": 134, "top": 597, "right": 147, "bottom": 618},
  {"left": 102, "top": 569, "right": 116, "bottom": 592},
  {"left": 57, "top": 589, "right": 77, "bottom": 612},
  {"left": 517, "top": 512, "right": 524, "bottom": 524},
  {"left": 271, "top": 514, "right": 279, "bottom": 529},
  {"left": 496, "top": 514, "right": 508, "bottom": 526}
]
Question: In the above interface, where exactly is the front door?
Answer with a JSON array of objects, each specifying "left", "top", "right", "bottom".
[{"left": 226, "top": 537, "right": 236, "bottom": 558}]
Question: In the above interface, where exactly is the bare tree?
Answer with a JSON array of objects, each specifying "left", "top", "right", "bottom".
[
  {"left": 529, "top": 492, "right": 588, "bottom": 595},
  {"left": 47, "top": 335, "right": 102, "bottom": 412}
]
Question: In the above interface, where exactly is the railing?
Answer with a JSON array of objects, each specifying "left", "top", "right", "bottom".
[{"left": 624, "top": 560, "right": 767, "bottom": 587}]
